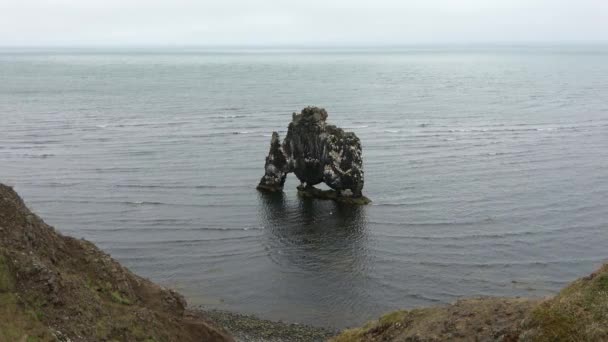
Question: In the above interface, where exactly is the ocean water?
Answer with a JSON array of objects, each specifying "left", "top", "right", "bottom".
[{"left": 1, "top": 46, "right": 607, "bottom": 329}]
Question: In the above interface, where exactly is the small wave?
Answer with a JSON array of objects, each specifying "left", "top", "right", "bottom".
[
  {"left": 427, "top": 123, "right": 605, "bottom": 135},
  {"left": 200, "top": 226, "right": 264, "bottom": 232},
  {"left": 374, "top": 223, "right": 602, "bottom": 242},
  {"left": 32, "top": 199, "right": 251, "bottom": 209},
  {"left": 26, "top": 140, "right": 62, "bottom": 144},
  {"left": 367, "top": 219, "right": 493, "bottom": 227},
  {"left": 92, "top": 167, "right": 144, "bottom": 173},
  {"left": 411, "top": 257, "right": 607, "bottom": 269},
  {"left": 82, "top": 137, "right": 112, "bottom": 142},
  {"left": 211, "top": 114, "right": 247, "bottom": 119},
  {"left": 81, "top": 225, "right": 264, "bottom": 232},
  {"left": 193, "top": 185, "right": 226, "bottom": 189},
  {"left": 112, "top": 121, "right": 193, "bottom": 128},
  {"left": 166, "top": 235, "right": 262, "bottom": 244},
  {"left": 41, "top": 182, "right": 80, "bottom": 188},
  {"left": 114, "top": 184, "right": 172, "bottom": 189},
  {"left": 113, "top": 184, "right": 238, "bottom": 190},
  {"left": 126, "top": 201, "right": 165, "bottom": 206},
  {"left": 19, "top": 153, "right": 55, "bottom": 159}
]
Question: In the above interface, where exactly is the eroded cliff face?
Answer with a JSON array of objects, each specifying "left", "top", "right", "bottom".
[{"left": 257, "top": 107, "right": 368, "bottom": 202}]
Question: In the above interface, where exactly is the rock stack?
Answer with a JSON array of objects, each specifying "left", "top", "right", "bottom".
[{"left": 257, "top": 107, "right": 370, "bottom": 204}]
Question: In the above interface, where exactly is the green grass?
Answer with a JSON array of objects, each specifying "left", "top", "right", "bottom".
[
  {"left": 332, "top": 265, "right": 608, "bottom": 342},
  {"left": 0, "top": 290, "right": 54, "bottom": 341},
  {"left": 331, "top": 310, "right": 410, "bottom": 342},
  {"left": 110, "top": 291, "right": 132, "bottom": 305},
  {"left": 378, "top": 310, "right": 408, "bottom": 326},
  {"left": 523, "top": 264, "right": 608, "bottom": 341},
  {"left": 0, "top": 253, "right": 54, "bottom": 341},
  {"left": 0, "top": 253, "right": 14, "bottom": 292}
]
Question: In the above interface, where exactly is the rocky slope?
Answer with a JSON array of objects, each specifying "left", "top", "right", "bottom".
[
  {"left": 332, "top": 263, "right": 608, "bottom": 341},
  {"left": 0, "top": 183, "right": 233, "bottom": 342}
]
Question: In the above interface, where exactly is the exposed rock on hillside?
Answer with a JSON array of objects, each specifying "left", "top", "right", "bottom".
[
  {"left": 258, "top": 107, "right": 370, "bottom": 204},
  {"left": 0, "top": 183, "right": 233, "bottom": 342}
]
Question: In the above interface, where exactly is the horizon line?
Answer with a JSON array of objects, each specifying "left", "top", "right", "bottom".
[{"left": 1, "top": 41, "right": 608, "bottom": 49}]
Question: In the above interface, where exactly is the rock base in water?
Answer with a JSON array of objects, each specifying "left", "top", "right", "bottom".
[
  {"left": 256, "top": 183, "right": 284, "bottom": 193},
  {"left": 296, "top": 185, "right": 372, "bottom": 205}
]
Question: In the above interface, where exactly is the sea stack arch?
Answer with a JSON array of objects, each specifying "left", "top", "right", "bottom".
[{"left": 257, "top": 106, "right": 370, "bottom": 205}]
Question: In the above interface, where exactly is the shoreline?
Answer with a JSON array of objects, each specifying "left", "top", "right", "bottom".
[
  {"left": 197, "top": 307, "right": 338, "bottom": 342},
  {"left": 1, "top": 182, "right": 607, "bottom": 341}
]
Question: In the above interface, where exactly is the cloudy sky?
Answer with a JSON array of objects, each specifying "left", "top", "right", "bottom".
[{"left": 0, "top": 0, "right": 606, "bottom": 46}]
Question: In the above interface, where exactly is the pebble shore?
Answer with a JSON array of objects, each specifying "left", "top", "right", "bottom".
[{"left": 198, "top": 308, "right": 338, "bottom": 342}]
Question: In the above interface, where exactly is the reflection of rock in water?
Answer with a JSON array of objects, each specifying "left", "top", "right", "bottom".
[
  {"left": 257, "top": 191, "right": 368, "bottom": 276},
  {"left": 257, "top": 107, "right": 371, "bottom": 204},
  {"left": 255, "top": 192, "right": 374, "bottom": 327}
]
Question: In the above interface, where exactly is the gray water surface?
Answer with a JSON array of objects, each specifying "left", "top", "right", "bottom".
[{"left": 1, "top": 46, "right": 607, "bottom": 328}]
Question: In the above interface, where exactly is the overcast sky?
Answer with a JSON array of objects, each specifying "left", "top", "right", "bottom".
[{"left": 0, "top": 0, "right": 606, "bottom": 46}]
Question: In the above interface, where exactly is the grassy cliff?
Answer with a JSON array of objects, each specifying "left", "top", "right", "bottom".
[
  {"left": 0, "top": 184, "right": 232, "bottom": 342},
  {"left": 519, "top": 263, "right": 608, "bottom": 341},
  {"left": 332, "top": 266, "right": 608, "bottom": 341}
]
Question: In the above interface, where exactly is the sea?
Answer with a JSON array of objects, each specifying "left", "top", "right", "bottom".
[{"left": 1, "top": 45, "right": 607, "bottom": 329}]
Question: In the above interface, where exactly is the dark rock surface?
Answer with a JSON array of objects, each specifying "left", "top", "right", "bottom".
[
  {"left": 257, "top": 132, "right": 288, "bottom": 192},
  {"left": 258, "top": 107, "right": 369, "bottom": 204}
]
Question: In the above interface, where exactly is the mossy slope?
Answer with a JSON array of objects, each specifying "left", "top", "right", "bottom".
[
  {"left": 0, "top": 184, "right": 232, "bottom": 342},
  {"left": 520, "top": 263, "right": 608, "bottom": 341},
  {"left": 332, "top": 297, "right": 536, "bottom": 342},
  {"left": 332, "top": 264, "right": 608, "bottom": 341},
  {"left": 0, "top": 254, "right": 55, "bottom": 341}
]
